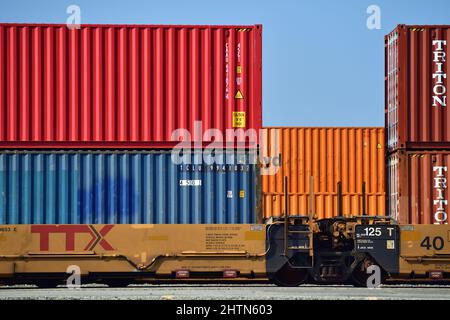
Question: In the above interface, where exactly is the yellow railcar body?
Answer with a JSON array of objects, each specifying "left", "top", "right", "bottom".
[
  {"left": 399, "top": 225, "right": 450, "bottom": 277},
  {"left": 0, "top": 224, "right": 267, "bottom": 279}
]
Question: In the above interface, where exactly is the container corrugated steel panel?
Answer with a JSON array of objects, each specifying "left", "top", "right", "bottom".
[
  {"left": 0, "top": 151, "right": 260, "bottom": 224},
  {"left": 0, "top": 23, "right": 262, "bottom": 149},
  {"left": 263, "top": 194, "right": 386, "bottom": 220},
  {"left": 385, "top": 25, "right": 450, "bottom": 152},
  {"left": 261, "top": 127, "right": 386, "bottom": 219},
  {"left": 387, "top": 150, "right": 450, "bottom": 225}
]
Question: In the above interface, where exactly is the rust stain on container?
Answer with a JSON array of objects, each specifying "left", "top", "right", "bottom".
[
  {"left": 387, "top": 150, "right": 450, "bottom": 225},
  {"left": 261, "top": 127, "right": 386, "bottom": 219},
  {"left": 0, "top": 23, "right": 262, "bottom": 149},
  {"left": 385, "top": 25, "right": 450, "bottom": 152}
]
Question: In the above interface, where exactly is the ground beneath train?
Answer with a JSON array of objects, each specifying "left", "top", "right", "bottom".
[{"left": 0, "top": 284, "right": 450, "bottom": 300}]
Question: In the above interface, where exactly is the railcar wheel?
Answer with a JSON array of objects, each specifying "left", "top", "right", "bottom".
[
  {"left": 351, "top": 257, "right": 386, "bottom": 288},
  {"left": 104, "top": 279, "right": 131, "bottom": 288},
  {"left": 270, "top": 262, "right": 308, "bottom": 287},
  {"left": 34, "top": 280, "right": 62, "bottom": 288}
]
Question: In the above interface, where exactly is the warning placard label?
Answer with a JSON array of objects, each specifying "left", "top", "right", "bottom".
[{"left": 232, "top": 112, "right": 246, "bottom": 128}]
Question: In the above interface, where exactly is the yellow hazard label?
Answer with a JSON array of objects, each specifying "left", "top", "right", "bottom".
[
  {"left": 236, "top": 66, "right": 242, "bottom": 74},
  {"left": 386, "top": 240, "right": 395, "bottom": 250},
  {"left": 232, "top": 112, "right": 246, "bottom": 128},
  {"left": 239, "top": 190, "right": 245, "bottom": 198},
  {"left": 235, "top": 90, "right": 244, "bottom": 99}
]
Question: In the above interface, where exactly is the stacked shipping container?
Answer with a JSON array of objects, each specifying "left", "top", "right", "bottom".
[
  {"left": 4, "top": 22, "right": 447, "bottom": 226},
  {"left": 387, "top": 151, "right": 449, "bottom": 224},
  {"left": 386, "top": 25, "right": 450, "bottom": 224},
  {"left": 0, "top": 23, "right": 262, "bottom": 149},
  {"left": 0, "top": 23, "right": 263, "bottom": 224},
  {"left": 0, "top": 151, "right": 259, "bottom": 224},
  {"left": 261, "top": 127, "right": 386, "bottom": 219}
]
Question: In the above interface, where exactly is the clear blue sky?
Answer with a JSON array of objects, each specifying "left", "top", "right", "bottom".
[{"left": 1, "top": 0, "right": 449, "bottom": 127}]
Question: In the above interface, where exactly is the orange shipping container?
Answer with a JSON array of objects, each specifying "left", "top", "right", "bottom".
[{"left": 261, "top": 127, "right": 386, "bottom": 219}]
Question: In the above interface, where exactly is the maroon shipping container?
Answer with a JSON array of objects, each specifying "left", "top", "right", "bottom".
[
  {"left": 387, "top": 150, "right": 450, "bottom": 225},
  {"left": 0, "top": 23, "right": 262, "bottom": 149},
  {"left": 385, "top": 25, "right": 450, "bottom": 153}
]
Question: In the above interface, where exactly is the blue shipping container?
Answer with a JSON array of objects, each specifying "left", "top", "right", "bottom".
[{"left": 0, "top": 151, "right": 260, "bottom": 224}]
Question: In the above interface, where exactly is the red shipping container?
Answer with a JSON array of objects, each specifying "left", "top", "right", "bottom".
[
  {"left": 0, "top": 23, "right": 262, "bottom": 149},
  {"left": 387, "top": 150, "right": 450, "bottom": 225},
  {"left": 385, "top": 25, "right": 450, "bottom": 153}
]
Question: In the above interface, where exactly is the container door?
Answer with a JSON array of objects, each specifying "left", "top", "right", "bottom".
[
  {"left": 386, "top": 31, "right": 399, "bottom": 152},
  {"left": 387, "top": 153, "right": 399, "bottom": 221}
]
